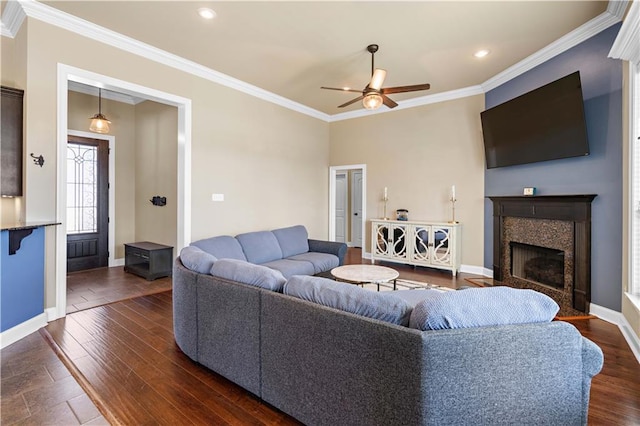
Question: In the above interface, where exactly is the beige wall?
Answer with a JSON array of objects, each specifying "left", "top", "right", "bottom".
[
  {"left": 67, "top": 91, "right": 136, "bottom": 259},
  {"left": 134, "top": 100, "right": 177, "bottom": 253},
  {"left": 329, "top": 95, "right": 486, "bottom": 267},
  {"left": 10, "top": 18, "right": 329, "bottom": 308}
]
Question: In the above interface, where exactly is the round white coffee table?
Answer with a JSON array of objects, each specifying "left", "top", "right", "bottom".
[{"left": 331, "top": 264, "right": 400, "bottom": 291}]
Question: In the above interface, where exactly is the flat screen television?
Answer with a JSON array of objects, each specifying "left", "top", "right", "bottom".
[{"left": 481, "top": 71, "right": 589, "bottom": 169}]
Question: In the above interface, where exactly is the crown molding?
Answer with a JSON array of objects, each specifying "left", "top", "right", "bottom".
[
  {"left": 4, "top": 0, "right": 628, "bottom": 122},
  {"left": 328, "top": 85, "right": 484, "bottom": 122},
  {"left": 609, "top": 0, "right": 639, "bottom": 65},
  {"left": 482, "top": 8, "right": 623, "bottom": 93},
  {"left": 15, "top": 0, "right": 330, "bottom": 121},
  {"left": 1, "top": 0, "right": 26, "bottom": 38},
  {"left": 607, "top": 0, "right": 630, "bottom": 20}
]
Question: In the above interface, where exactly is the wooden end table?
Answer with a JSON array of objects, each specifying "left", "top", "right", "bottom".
[{"left": 124, "top": 242, "right": 173, "bottom": 281}]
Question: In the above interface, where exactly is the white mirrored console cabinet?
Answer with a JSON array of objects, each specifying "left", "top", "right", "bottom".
[{"left": 370, "top": 219, "right": 461, "bottom": 276}]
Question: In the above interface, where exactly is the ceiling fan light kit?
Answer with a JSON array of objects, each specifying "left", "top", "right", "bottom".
[
  {"left": 322, "top": 44, "right": 431, "bottom": 111},
  {"left": 363, "top": 92, "right": 383, "bottom": 110}
]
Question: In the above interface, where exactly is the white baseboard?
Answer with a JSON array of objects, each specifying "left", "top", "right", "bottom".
[
  {"left": 590, "top": 303, "right": 640, "bottom": 364},
  {"left": 460, "top": 264, "right": 487, "bottom": 276},
  {"left": 111, "top": 258, "right": 125, "bottom": 267},
  {"left": 0, "top": 313, "right": 48, "bottom": 350}
]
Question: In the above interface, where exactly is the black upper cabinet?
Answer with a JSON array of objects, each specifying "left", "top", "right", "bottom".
[{"left": 1, "top": 86, "right": 24, "bottom": 197}]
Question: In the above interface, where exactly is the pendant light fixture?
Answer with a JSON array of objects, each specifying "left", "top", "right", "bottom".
[{"left": 89, "top": 88, "right": 111, "bottom": 134}]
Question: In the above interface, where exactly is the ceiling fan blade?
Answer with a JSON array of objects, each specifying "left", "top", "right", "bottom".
[
  {"left": 338, "top": 95, "right": 365, "bottom": 108},
  {"left": 381, "top": 94, "right": 398, "bottom": 109},
  {"left": 369, "top": 69, "right": 387, "bottom": 90},
  {"left": 321, "top": 86, "right": 363, "bottom": 94},
  {"left": 381, "top": 83, "right": 431, "bottom": 94}
]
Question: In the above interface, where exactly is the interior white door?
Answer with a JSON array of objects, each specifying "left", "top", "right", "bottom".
[
  {"left": 351, "top": 171, "right": 363, "bottom": 247},
  {"left": 335, "top": 173, "right": 347, "bottom": 243}
]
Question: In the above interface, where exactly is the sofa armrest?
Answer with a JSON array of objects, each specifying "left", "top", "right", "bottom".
[{"left": 308, "top": 239, "right": 347, "bottom": 265}]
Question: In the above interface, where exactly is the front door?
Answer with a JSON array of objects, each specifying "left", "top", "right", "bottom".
[{"left": 66, "top": 135, "right": 109, "bottom": 272}]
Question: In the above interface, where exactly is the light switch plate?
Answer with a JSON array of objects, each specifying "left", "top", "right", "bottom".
[
  {"left": 523, "top": 187, "right": 536, "bottom": 196},
  {"left": 211, "top": 193, "right": 224, "bottom": 201}
]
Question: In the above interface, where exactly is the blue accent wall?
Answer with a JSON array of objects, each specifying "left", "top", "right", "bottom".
[
  {"left": 484, "top": 24, "right": 623, "bottom": 311},
  {"left": 1, "top": 227, "right": 45, "bottom": 332}
]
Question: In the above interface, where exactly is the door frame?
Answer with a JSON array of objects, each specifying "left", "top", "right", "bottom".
[
  {"left": 329, "top": 164, "right": 366, "bottom": 254},
  {"left": 67, "top": 130, "right": 116, "bottom": 268},
  {"left": 54, "top": 64, "right": 192, "bottom": 321}
]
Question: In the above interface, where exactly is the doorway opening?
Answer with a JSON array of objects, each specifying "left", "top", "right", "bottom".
[
  {"left": 329, "top": 165, "right": 366, "bottom": 252},
  {"left": 54, "top": 64, "right": 192, "bottom": 321}
]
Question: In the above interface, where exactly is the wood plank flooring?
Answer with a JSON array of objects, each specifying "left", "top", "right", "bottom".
[
  {"left": 2, "top": 249, "right": 639, "bottom": 425},
  {"left": 66, "top": 266, "right": 172, "bottom": 314}
]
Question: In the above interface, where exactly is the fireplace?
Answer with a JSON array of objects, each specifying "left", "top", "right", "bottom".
[
  {"left": 489, "top": 195, "right": 596, "bottom": 316},
  {"left": 510, "top": 242, "right": 564, "bottom": 289}
]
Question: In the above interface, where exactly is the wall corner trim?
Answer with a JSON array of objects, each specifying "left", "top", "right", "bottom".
[
  {"left": 609, "top": 0, "right": 640, "bottom": 65},
  {"left": 0, "top": 0, "right": 25, "bottom": 38}
]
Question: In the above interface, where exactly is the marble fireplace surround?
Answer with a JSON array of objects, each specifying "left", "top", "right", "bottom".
[{"left": 489, "top": 195, "right": 596, "bottom": 316}]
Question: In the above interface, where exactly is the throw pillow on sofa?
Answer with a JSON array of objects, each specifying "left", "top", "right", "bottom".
[
  {"left": 210, "top": 258, "right": 287, "bottom": 292},
  {"left": 284, "top": 275, "right": 413, "bottom": 326},
  {"left": 180, "top": 246, "right": 217, "bottom": 274},
  {"left": 410, "top": 286, "right": 560, "bottom": 331}
]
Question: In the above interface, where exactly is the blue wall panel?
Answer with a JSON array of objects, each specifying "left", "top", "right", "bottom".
[
  {"left": 1, "top": 227, "right": 45, "bottom": 332},
  {"left": 483, "top": 24, "right": 623, "bottom": 311}
]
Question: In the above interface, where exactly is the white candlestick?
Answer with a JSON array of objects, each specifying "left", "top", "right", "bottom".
[
  {"left": 384, "top": 187, "right": 388, "bottom": 199},
  {"left": 451, "top": 185, "right": 456, "bottom": 200}
]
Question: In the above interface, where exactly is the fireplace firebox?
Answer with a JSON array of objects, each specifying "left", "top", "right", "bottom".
[{"left": 510, "top": 242, "right": 564, "bottom": 289}]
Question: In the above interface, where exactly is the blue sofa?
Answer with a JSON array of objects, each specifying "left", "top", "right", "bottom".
[
  {"left": 185, "top": 225, "right": 346, "bottom": 278},
  {"left": 173, "top": 225, "right": 603, "bottom": 426}
]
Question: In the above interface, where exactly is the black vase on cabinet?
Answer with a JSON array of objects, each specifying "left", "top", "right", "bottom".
[{"left": 1, "top": 86, "right": 24, "bottom": 197}]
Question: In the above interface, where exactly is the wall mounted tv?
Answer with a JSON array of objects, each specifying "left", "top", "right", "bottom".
[{"left": 481, "top": 71, "right": 589, "bottom": 169}]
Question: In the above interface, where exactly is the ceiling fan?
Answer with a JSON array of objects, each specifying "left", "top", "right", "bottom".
[{"left": 321, "top": 44, "right": 431, "bottom": 110}]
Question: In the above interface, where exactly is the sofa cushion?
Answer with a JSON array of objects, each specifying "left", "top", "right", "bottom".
[
  {"left": 409, "top": 287, "right": 560, "bottom": 331},
  {"left": 210, "top": 259, "right": 286, "bottom": 292},
  {"left": 236, "top": 231, "right": 283, "bottom": 264},
  {"left": 179, "top": 246, "right": 217, "bottom": 274},
  {"left": 287, "top": 252, "right": 339, "bottom": 274},
  {"left": 392, "top": 288, "right": 445, "bottom": 307},
  {"left": 284, "top": 275, "right": 413, "bottom": 326},
  {"left": 261, "top": 259, "right": 316, "bottom": 279},
  {"left": 272, "top": 225, "right": 310, "bottom": 258},
  {"left": 191, "top": 236, "right": 247, "bottom": 261}
]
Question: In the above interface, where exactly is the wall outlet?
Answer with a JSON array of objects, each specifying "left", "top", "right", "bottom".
[
  {"left": 211, "top": 193, "right": 224, "bottom": 202},
  {"left": 523, "top": 187, "right": 536, "bottom": 196}
]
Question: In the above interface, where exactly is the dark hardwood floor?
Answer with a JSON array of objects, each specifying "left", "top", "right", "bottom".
[
  {"left": 2, "top": 248, "right": 639, "bottom": 425},
  {"left": 66, "top": 266, "right": 172, "bottom": 314}
]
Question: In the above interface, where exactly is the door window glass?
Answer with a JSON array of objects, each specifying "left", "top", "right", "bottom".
[{"left": 67, "top": 143, "right": 98, "bottom": 234}]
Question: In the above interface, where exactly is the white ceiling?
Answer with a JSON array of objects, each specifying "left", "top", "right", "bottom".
[{"left": 13, "top": 1, "right": 620, "bottom": 115}]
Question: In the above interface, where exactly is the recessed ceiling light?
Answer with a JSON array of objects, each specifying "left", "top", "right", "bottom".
[
  {"left": 198, "top": 7, "right": 216, "bottom": 20},
  {"left": 474, "top": 50, "right": 490, "bottom": 58}
]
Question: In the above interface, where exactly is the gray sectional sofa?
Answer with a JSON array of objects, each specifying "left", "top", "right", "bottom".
[{"left": 173, "top": 225, "right": 603, "bottom": 426}]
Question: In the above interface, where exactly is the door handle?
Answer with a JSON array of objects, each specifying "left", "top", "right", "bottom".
[{"left": 354, "top": 213, "right": 358, "bottom": 216}]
